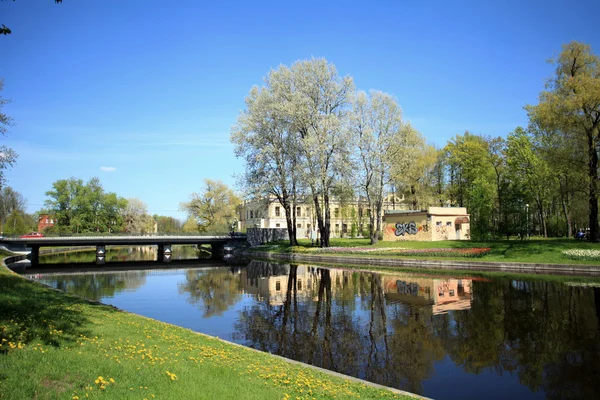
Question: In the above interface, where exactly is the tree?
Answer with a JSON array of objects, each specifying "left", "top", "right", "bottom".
[
  {"left": 44, "top": 177, "right": 127, "bottom": 233},
  {"left": 391, "top": 126, "right": 436, "bottom": 211},
  {"left": 0, "top": 186, "right": 25, "bottom": 234},
  {"left": 505, "top": 127, "right": 555, "bottom": 238},
  {"left": 231, "top": 75, "right": 303, "bottom": 246},
  {"left": 154, "top": 215, "right": 182, "bottom": 234},
  {"left": 444, "top": 132, "right": 496, "bottom": 239},
  {"left": 0, "top": 78, "right": 17, "bottom": 189},
  {"left": 526, "top": 41, "right": 600, "bottom": 241},
  {"left": 121, "top": 198, "right": 154, "bottom": 234},
  {"left": 180, "top": 179, "right": 241, "bottom": 234},
  {"left": 288, "top": 58, "right": 354, "bottom": 247},
  {"left": 349, "top": 90, "right": 415, "bottom": 244}
]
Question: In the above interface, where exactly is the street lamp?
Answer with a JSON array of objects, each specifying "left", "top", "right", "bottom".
[{"left": 525, "top": 203, "right": 529, "bottom": 239}]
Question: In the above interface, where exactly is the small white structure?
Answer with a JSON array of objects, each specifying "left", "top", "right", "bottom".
[{"left": 383, "top": 207, "right": 470, "bottom": 241}]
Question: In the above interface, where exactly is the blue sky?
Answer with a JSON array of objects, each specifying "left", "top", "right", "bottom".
[{"left": 1, "top": 0, "right": 598, "bottom": 220}]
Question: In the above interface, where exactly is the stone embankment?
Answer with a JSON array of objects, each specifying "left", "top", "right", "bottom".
[{"left": 247, "top": 251, "right": 600, "bottom": 276}]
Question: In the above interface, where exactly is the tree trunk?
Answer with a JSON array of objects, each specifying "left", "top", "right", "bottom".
[
  {"left": 560, "top": 178, "right": 572, "bottom": 238},
  {"left": 588, "top": 131, "right": 599, "bottom": 242},
  {"left": 410, "top": 185, "right": 417, "bottom": 209},
  {"left": 323, "top": 193, "right": 331, "bottom": 247},
  {"left": 283, "top": 203, "right": 298, "bottom": 246},
  {"left": 313, "top": 194, "right": 325, "bottom": 247}
]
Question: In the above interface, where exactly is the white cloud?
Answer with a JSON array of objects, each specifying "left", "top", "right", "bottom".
[{"left": 100, "top": 166, "right": 116, "bottom": 172}]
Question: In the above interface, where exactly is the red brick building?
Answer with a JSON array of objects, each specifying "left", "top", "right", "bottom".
[{"left": 38, "top": 214, "right": 55, "bottom": 232}]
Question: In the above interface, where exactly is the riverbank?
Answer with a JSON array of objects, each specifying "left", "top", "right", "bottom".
[
  {"left": 0, "top": 258, "right": 419, "bottom": 400},
  {"left": 244, "top": 238, "right": 600, "bottom": 276}
]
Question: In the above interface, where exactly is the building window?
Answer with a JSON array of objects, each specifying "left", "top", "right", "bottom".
[
  {"left": 342, "top": 224, "right": 348, "bottom": 233},
  {"left": 436, "top": 221, "right": 442, "bottom": 226},
  {"left": 250, "top": 210, "right": 254, "bottom": 219},
  {"left": 359, "top": 208, "right": 363, "bottom": 218},
  {"left": 334, "top": 208, "right": 339, "bottom": 218},
  {"left": 446, "top": 221, "right": 452, "bottom": 226},
  {"left": 297, "top": 223, "right": 302, "bottom": 228},
  {"left": 366, "top": 209, "right": 371, "bottom": 217},
  {"left": 275, "top": 223, "right": 281, "bottom": 228},
  {"left": 297, "top": 280, "right": 302, "bottom": 290},
  {"left": 45, "top": 218, "right": 49, "bottom": 223},
  {"left": 335, "top": 224, "right": 340, "bottom": 231},
  {"left": 275, "top": 206, "right": 280, "bottom": 217},
  {"left": 307, "top": 223, "right": 311, "bottom": 231},
  {"left": 296, "top": 207, "right": 302, "bottom": 217},
  {"left": 276, "top": 281, "right": 281, "bottom": 291},
  {"left": 50, "top": 219, "right": 54, "bottom": 224}
]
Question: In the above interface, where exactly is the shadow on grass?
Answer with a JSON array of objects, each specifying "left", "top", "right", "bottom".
[{"left": 0, "top": 272, "right": 98, "bottom": 349}]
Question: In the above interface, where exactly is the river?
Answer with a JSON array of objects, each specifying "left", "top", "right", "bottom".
[{"left": 25, "top": 249, "right": 600, "bottom": 399}]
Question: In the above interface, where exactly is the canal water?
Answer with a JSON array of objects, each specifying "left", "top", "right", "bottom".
[{"left": 27, "top": 255, "right": 600, "bottom": 399}]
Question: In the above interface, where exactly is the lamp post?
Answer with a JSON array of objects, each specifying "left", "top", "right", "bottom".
[{"left": 525, "top": 203, "right": 529, "bottom": 239}]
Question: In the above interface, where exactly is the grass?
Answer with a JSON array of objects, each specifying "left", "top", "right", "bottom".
[
  {"left": 250, "top": 237, "right": 600, "bottom": 265},
  {"left": 0, "top": 258, "right": 414, "bottom": 399}
]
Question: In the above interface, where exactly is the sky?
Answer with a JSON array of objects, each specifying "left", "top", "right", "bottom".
[{"left": 1, "top": 0, "right": 599, "bottom": 220}]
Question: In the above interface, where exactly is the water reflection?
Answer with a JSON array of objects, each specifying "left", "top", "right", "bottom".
[
  {"left": 41, "top": 271, "right": 148, "bottom": 301},
  {"left": 31, "top": 260, "right": 600, "bottom": 399},
  {"left": 179, "top": 268, "right": 242, "bottom": 317},
  {"left": 40, "top": 245, "right": 205, "bottom": 264}
]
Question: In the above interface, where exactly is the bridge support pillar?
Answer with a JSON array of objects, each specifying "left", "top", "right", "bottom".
[
  {"left": 96, "top": 245, "right": 106, "bottom": 265},
  {"left": 158, "top": 244, "right": 172, "bottom": 262},
  {"left": 210, "top": 244, "right": 223, "bottom": 260},
  {"left": 28, "top": 245, "right": 40, "bottom": 267}
]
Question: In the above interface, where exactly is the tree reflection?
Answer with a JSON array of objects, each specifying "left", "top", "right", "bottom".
[
  {"left": 178, "top": 268, "right": 241, "bottom": 317},
  {"left": 233, "top": 261, "right": 600, "bottom": 397},
  {"left": 47, "top": 271, "right": 147, "bottom": 301}
]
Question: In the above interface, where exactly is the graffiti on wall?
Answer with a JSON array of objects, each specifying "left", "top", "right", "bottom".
[
  {"left": 397, "top": 280, "right": 419, "bottom": 295},
  {"left": 395, "top": 221, "right": 418, "bottom": 236}
]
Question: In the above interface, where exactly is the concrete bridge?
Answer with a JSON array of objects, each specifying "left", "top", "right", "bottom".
[{"left": 0, "top": 235, "right": 247, "bottom": 266}]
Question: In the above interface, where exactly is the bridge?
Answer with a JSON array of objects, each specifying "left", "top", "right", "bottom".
[{"left": 0, "top": 235, "right": 247, "bottom": 266}]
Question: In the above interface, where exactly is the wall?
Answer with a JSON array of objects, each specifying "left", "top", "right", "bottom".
[
  {"left": 382, "top": 213, "right": 432, "bottom": 241},
  {"left": 246, "top": 228, "right": 289, "bottom": 246}
]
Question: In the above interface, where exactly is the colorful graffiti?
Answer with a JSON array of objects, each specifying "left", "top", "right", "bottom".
[{"left": 395, "top": 221, "right": 418, "bottom": 236}]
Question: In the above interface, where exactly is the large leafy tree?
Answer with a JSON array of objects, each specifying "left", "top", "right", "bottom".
[
  {"left": 232, "top": 58, "right": 353, "bottom": 247},
  {"left": 505, "top": 127, "right": 555, "bottom": 238},
  {"left": 349, "top": 90, "right": 416, "bottom": 244},
  {"left": 180, "top": 179, "right": 241, "bottom": 234},
  {"left": 44, "top": 177, "right": 126, "bottom": 233},
  {"left": 154, "top": 215, "right": 182, "bottom": 234},
  {"left": 282, "top": 58, "right": 354, "bottom": 247},
  {"left": 526, "top": 41, "right": 600, "bottom": 241},
  {"left": 121, "top": 197, "right": 154, "bottom": 234},
  {"left": 231, "top": 75, "right": 302, "bottom": 246},
  {"left": 444, "top": 132, "right": 496, "bottom": 239}
]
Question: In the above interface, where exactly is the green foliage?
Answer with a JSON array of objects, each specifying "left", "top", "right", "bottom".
[
  {"left": 180, "top": 179, "right": 241, "bottom": 234},
  {"left": 526, "top": 41, "right": 600, "bottom": 240},
  {"left": 44, "top": 177, "right": 127, "bottom": 234}
]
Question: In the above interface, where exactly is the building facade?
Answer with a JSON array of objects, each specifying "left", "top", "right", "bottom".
[
  {"left": 37, "top": 214, "right": 55, "bottom": 232},
  {"left": 382, "top": 207, "right": 470, "bottom": 241},
  {"left": 238, "top": 194, "right": 408, "bottom": 238}
]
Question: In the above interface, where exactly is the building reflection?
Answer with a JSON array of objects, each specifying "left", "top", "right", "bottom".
[
  {"left": 382, "top": 275, "right": 473, "bottom": 314},
  {"left": 241, "top": 261, "right": 474, "bottom": 315}
]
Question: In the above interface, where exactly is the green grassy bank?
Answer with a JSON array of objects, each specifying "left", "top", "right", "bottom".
[
  {"left": 0, "top": 261, "right": 413, "bottom": 399},
  {"left": 250, "top": 238, "right": 600, "bottom": 265}
]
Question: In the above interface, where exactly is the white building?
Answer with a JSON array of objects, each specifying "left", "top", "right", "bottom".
[{"left": 238, "top": 194, "right": 408, "bottom": 238}]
